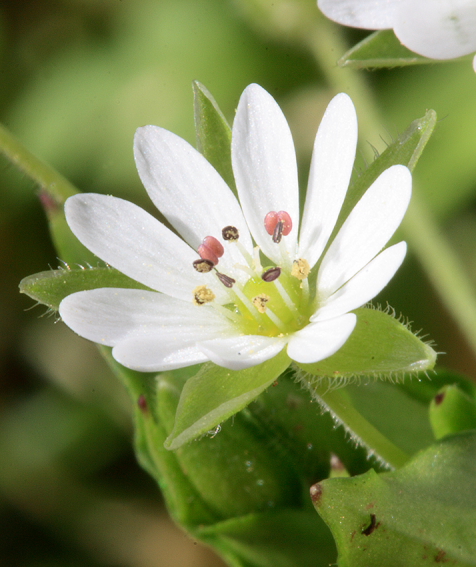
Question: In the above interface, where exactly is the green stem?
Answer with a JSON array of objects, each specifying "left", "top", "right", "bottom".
[
  {"left": 305, "top": 18, "right": 476, "bottom": 360},
  {"left": 310, "top": 381, "right": 410, "bottom": 469},
  {"left": 0, "top": 122, "right": 78, "bottom": 203}
]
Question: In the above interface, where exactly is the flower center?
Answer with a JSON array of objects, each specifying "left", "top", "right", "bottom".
[{"left": 192, "top": 212, "right": 314, "bottom": 337}]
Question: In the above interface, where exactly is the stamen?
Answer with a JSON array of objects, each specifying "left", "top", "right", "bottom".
[
  {"left": 222, "top": 226, "right": 239, "bottom": 241},
  {"left": 216, "top": 271, "right": 236, "bottom": 288},
  {"left": 193, "top": 258, "right": 214, "bottom": 273},
  {"left": 212, "top": 303, "right": 242, "bottom": 324},
  {"left": 264, "top": 211, "right": 292, "bottom": 243},
  {"left": 235, "top": 263, "right": 256, "bottom": 277},
  {"left": 261, "top": 266, "right": 281, "bottom": 282},
  {"left": 273, "top": 278, "right": 298, "bottom": 313},
  {"left": 232, "top": 285, "right": 262, "bottom": 322},
  {"left": 291, "top": 258, "right": 311, "bottom": 280},
  {"left": 253, "top": 294, "right": 270, "bottom": 313},
  {"left": 193, "top": 285, "right": 215, "bottom": 305},
  {"left": 264, "top": 308, "right": 288, "bottom": 333},
  {"left": 253, "top": 246, "right": 263, "bottom": 273},
  {"left": 252, "top": 295, "right": 287, "bottom": 332},
  {"left": 198, "top": 235, "right": 224, "bottom": 265}
]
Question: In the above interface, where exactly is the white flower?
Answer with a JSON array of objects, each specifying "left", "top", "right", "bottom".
[
  {"left": 318, "top": 0, "right": 476, "bottom": 71},
  {"left": 59, "top": 84, "right": 411, "bottom": 372}
]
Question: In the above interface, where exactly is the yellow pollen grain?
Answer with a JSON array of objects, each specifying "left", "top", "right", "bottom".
[
  {"left": 193, "top": 285, "right": 215, "bottom": 305},
  {"left": 292, "top": 258, "right": 310, "bottom": 280},
  {"left": 252, "top": 294, "right": 270, "bottom": 313}
]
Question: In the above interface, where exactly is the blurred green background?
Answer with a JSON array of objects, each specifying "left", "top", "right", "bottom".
[{"left": 2, "top": 0, "right": 476, "bottom": 565}]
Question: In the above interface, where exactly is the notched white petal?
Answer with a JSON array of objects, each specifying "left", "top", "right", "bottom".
[
  {"left": 134, "top": 125, "right": 253, "bottom": 272},
  {"left": 198, "top": 334, "right": 287, "bottom": 370},
  {"left": 313, "top": 242, "right": 407, "bottom": 321},
  {"left": 287, "top": 313, "right": 356, "bottom": 364},
  {"left": 299, "top": 92, "right": 358, "bottom": 268},
  {"left": 395, "top": 0, "right": 476, "bottom": 60},
  {"left": 59, "top": 288, "right": 233, "bottom": 349},
  {"left": 318, "top": 165, "right": 411, "bottom": 297},
  {"left": 232, "top": 84, "right": 299, "bottom": 265},
  {"left": 318, "top": 0, "right": 398, "bottom": 29},
  {"left": 113, "top": 337, "right": 209, "bottom": 372},
  {"left": 65, "top": 193, "right": 227, "bottom": 302}
]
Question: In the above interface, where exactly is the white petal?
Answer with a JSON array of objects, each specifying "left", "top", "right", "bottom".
[
  {"left": 312, "top": 241, "right": 407, "bottom": 321},
  {"left": 318, "top": 0, "right": 398, "bottom": 29},
  {"left": 395, "top": 0, "right": 476, "bottom": 60},
  {"left": 198, "top": 334, "right": 287, "bottom": 370},
  {"left": 64, "top": 193, "right": 228, "bottom": 303},
  {"left": 287, "top": 314, "right": 356, "bottom": 364},
  {"left": 113, "top": 336, "right": 210, "bottom": 371},
  {"left": 317, "top": 165, "right": 411, "bottom": 298},
  {"left": 232, "top": 84, "right": 299, "bottom": 266},
  {"left": 299, "top": 93, "right": 357, "bottom": 268},
  {"left": 134, "top": 126, "right": 253, "bottom": 275},
  {"left": 473, "top": 54, "right": 476, "bottom": 72},
  {"left": 59, "top": 288, "right": 232, "bottom": 346}
]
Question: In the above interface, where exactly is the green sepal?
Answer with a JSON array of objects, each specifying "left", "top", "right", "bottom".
[
  {"left": 334, "top": 108, "right": 437, "bottom": 239},
  {"left": 165, "top": 350, "right": 291, "bottom": 450},
  {"left": 338, "top": 30, "right": 433, "bottom": 69},
  {"left": 430, "top": 385, "right": 476, "bottom": 440},
  {"left": 19, "top": 267, "right": 151, "bottom": 311},
  {"left": 193, "top": 80, "right": 236, "bottom": 193},
  {"left": 312, "top": 431, "right": 476, "bottom": 566},
  {"left": 296, "top": 308, "right": 436, "bottom": 379}
]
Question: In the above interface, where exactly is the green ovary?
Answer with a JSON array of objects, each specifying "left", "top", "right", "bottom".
[{"left": 233, "top": 272, "right": 313, "bottom": 337}]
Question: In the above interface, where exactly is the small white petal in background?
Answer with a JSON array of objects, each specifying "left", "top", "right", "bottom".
[{"left": 318, "top": 0, "right": 476, "bottom": 68}]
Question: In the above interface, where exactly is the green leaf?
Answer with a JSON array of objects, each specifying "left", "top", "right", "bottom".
[
  {"left": 165, "top": 350, "right": 291, "bottom": 450},
  {"left": 339, "top": 30, "right": 433, "bottom": 69},
  {"left": 193, "top": 80, "right": 236, "bottom": 193},
  {"left": 312, "top": 431, "right": 476, "bottom": 566},
  {"left": 19, "top": 267, "right": 151, "bottom": 311},
  {"left": 296, "top": 308, "right": 436, "bottom": 379},
  {"left": 430, "top": 384, "right": 476, "bottom": 440}
]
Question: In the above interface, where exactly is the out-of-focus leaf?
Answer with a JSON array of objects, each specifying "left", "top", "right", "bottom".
[
  {"left": 19, "top": 268, "right": 150, "bottom": 311},
  {"left": 296, "top": 308, "right": 436, "bottom": 379},
  {"left": 430, "top": 384, "right": 476, "bottom": 439},
  {"left": 165, "top": 351, "right": 291, "bottom": 450},
  {"left": 312, "top": 431, "right": 476, "bottom": 566},
  {"left": 345, "top": 379, "right": 436, "bottom": 456},
  {"left": 193, "top": 81, "right": 236, "bottom": 193},
  {"left": 338, "top": 30, "right": 432, "bottom": 69},
  {"left": 250, "top": 374, "right": 379, "bottom": 479}
]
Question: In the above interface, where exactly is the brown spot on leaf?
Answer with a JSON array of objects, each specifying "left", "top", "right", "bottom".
[
  {"left": 434, "top": 392, "right": 446, "bottom": 405},
  {"left": 435, "top": 549, "right": 448, "bottom": 563},
  {"left": 362, "top": 513, "right": 380, "bottom": 536},
  {"left": 310, "top": 483, "right": 322, "bottom": 505}
]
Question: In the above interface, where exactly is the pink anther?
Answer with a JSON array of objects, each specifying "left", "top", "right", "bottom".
[
  {"left": 198, "top": 235, "right": 224, "bottom": 266},
  {"left": 264, "top": 211, "right": 292, "bottom": 243}
]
